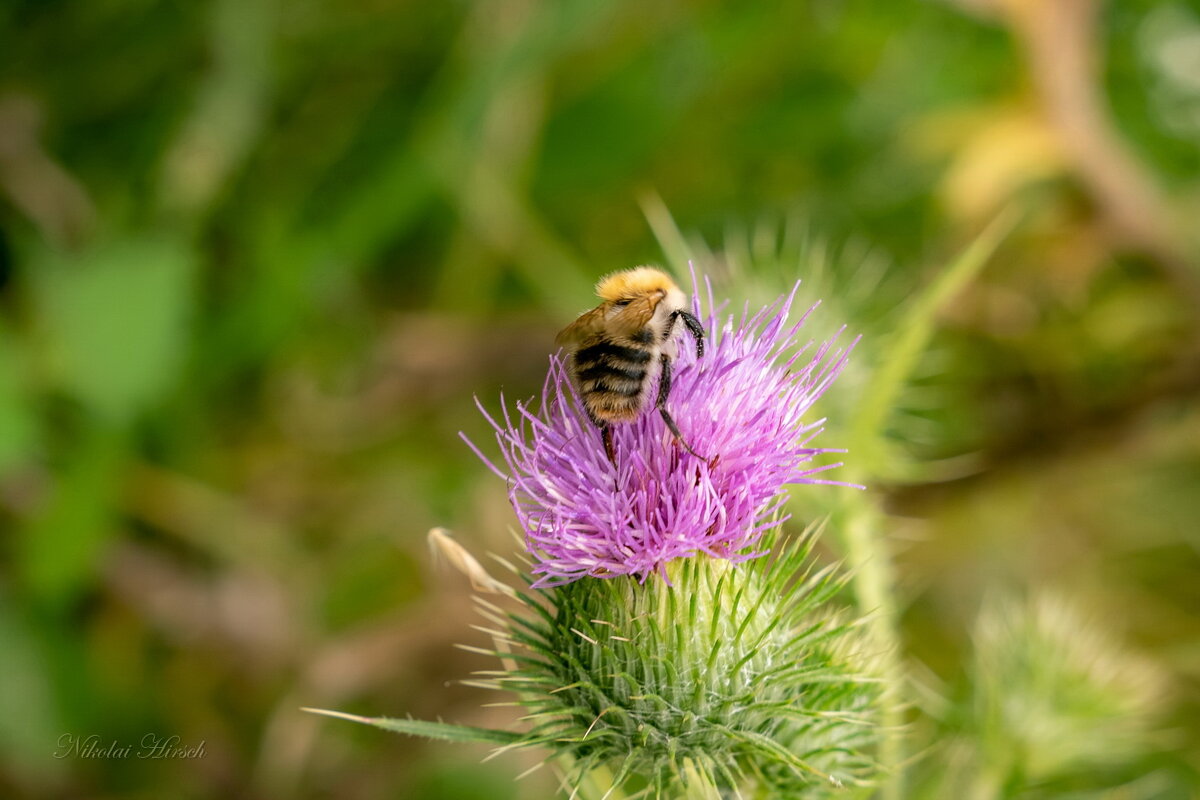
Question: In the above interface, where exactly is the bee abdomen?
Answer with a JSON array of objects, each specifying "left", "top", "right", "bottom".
[
  {"left": 578, "top": 364, "right": 647, "bottom": 398},
  {"left": 575, "top": 345, "right": 652, "bottom": 386},
  {"left": 572, "top": 341, "right": 654, "bottom": 421},
  {"left": 584, "top": 378, "right": 643, "bottom": 398},
  {"left": 576, "top": 342, "right": 654, "bottom": 366},
  {"left": 577, "top": 362, "right": 645, "bottom": 385}
]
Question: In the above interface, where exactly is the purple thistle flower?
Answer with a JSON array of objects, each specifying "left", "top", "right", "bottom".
[{"left": 465, "top": 274, "right": 857, "bottom": 587}]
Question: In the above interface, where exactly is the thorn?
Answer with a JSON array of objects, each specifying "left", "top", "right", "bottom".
[{"left": 300, "top": 707, "right": 374, "bottom": 724}]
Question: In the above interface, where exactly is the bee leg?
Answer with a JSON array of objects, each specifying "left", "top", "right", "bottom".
[
  {"left": 582, "top": 407, "right": 616, "bottom": 465},
  {"left": 656, "top": 354, "right": 706, "bottom": 460},
  {"left": 677, "top": 310, "right": 705, "bottom": 359},
  {"left": 600, "top": 424, "right": 616, "bottom": 465}
]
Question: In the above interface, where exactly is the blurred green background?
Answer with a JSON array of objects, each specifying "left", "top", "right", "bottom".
[{"left": 1, "top": 0, "right": 1198, "bottom": 797}]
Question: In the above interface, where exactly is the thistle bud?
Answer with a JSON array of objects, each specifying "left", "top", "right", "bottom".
[{"left": 471, "top": 532, "right": 882, "bottom": 796}]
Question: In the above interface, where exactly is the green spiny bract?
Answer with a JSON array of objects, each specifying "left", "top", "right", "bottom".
[
  {"left": 474, "top": 530, "right": 884, "bottom": 798},
  {"left": 970, "top": 593, "right": 1166, "bottom": 787}
]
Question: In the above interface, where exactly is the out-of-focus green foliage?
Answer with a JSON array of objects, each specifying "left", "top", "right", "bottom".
[
  {"left": 1, "top": 0, "right": 1198, "bottom": 798},
  {"left": 909, "top": 592, "right": 1171, "bottom": 799}
]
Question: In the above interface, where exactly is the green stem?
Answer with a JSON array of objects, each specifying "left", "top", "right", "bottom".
[
  {"left": 835, "top": 499, "right": 902, "bottom": 799},
  {"left": 838, "top": 210, "right": 1021, "bottom": 798}
]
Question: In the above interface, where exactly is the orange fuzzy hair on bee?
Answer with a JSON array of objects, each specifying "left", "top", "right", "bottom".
[{"left": 595, "top": 266, "right": 679, "bottom": 301}]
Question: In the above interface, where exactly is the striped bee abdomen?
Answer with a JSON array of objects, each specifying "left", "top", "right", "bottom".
[{"left": 573, "top": 340, "right": 655, "bottom": 422}]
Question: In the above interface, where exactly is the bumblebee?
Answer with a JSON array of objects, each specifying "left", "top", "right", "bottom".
[{"left": 556, "top": 266, "right": 706, "bottom": 463}]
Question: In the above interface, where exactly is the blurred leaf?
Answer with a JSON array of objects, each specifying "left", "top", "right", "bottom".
[
  {"left": 640, "top": 190, "right": 695, "bottom": 273},
  {"left": 18, "top": 425, "right": 127, "bottom": 604},
  {"left": 320, "top": 539, "right": 422, "bottom": 629},
  {"left": 303, "top": 708, "right": 524, "bottom": 746},
  {"left": 848, "top": 208, "right": 1020, "bottom": 478},
  {"left": 410, "top": 758, "right": 520, "bottom": 800},
  {"left": 32, "top": 237, "right": 197, "bottom": 425},
  {"left": 0, "top": 599, "right": 65, "bottom": 784},
  {"left": 158, "top": 0, "right": 274, "bottom": 218},
  {"left": 0, "top": 331, "right": 37, "bottom": 473},
  {"left": 929, "top": 106, "right": 1064, "bottom": 226}
]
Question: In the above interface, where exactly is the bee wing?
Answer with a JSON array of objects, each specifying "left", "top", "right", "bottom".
[
  {"left": 600, "top": 296, "right": 657, "bottom": 340},
  {"left": 619, "top": 296, "right": 657, "bottom": 331},
  {"left": 555, "top": 305, "right": 607, "bottom": 349}
]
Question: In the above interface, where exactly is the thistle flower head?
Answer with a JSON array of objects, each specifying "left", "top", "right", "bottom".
[{"left": 468, "top": 275, "right": 856, "bottom": 586}]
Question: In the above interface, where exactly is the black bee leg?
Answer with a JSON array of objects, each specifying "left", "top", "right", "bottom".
[
  {"left": 677, "top": 310, "right": 705, "bottom": 358},
  {"left": 656, "top": 354, "right": 705, "bottom": 460}
]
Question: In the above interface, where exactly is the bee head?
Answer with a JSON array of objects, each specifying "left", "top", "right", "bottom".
[{"left": 596, "top": 266, "right": 679, "bottom": 308}]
